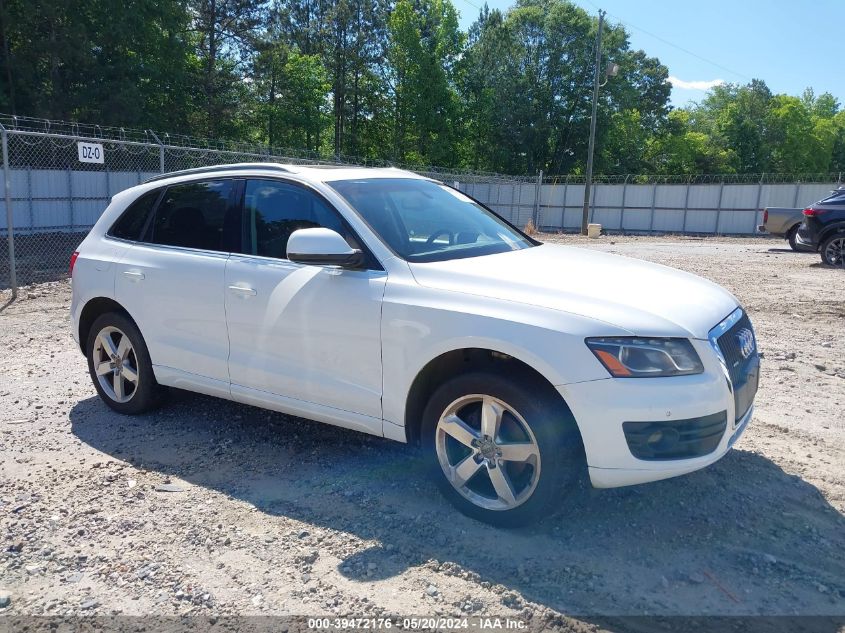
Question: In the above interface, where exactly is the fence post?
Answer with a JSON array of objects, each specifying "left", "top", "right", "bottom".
[
  {"left": 533, "top": 170, "right": 542, "bottom": 227},
  {"left": 26, "top": 165, "right": 33, "bottom": 229},
  {"left": 619, "top": 175, "right": 629, "bottom": 232},
  {"left": 648, "top": 181, "right": 657, "bottom": 233},
  {"left": 67, "top": 166, "right": 74, "bottom": 229},
  {"left": 681, "top": 177, "right": 691, "bottom": 233},
  {"left": 753, "top": 174, "right": 764, "bottom": 234},
  {"left": 714, "top": 181, "right": 725, "bottom": 235},
  {"left": 1, "top": 126, "right": 17, "bottom": 298},
  {"left": 561, "top": 178, "right": 568, "bottom": 231},
  {"left": 150, "top": 131, "right": 165, "bottom": 174}
]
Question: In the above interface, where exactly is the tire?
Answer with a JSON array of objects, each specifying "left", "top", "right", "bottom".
[
  {"left": 422, "top": 371, "right": 583, "bottom": 527},
  {"left": 787, "top": 226, "right": 809, "bottom": 252},
  {"left": 820, "top": 233, "right": 845, "bottom": 267},
  {"left": 86, "top": 312, "right": 163, "bottom": 414}
]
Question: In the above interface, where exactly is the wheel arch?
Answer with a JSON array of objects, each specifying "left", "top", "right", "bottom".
[
  {"left": 403, "top": 346, "right": 581, "bottom": 447},
  {"left": 819, "top": 222, "right": 845, "bottom": 244},
  {"left": 77, "top": 297, "right": 137, "bottom": 354}
]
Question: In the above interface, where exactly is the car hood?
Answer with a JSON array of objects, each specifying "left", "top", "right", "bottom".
[{"left": 407, "top": 244, "right": 739, "bottom": 339}]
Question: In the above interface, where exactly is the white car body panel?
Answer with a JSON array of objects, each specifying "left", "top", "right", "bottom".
[
  {"left": 70, "top": 164, "right": 756, "bottom": 492},
  {"left": 115, "top": 243, "right": 230, "bottom": 384},
  {"left": 406, "top": 244, "right": 738, "bottom": 339},
  {"left": 224, "top": 254, "right": 386, "bottom": 420}
]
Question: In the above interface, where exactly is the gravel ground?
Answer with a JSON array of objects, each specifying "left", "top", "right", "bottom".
[{"left": 1, "top": 235, "right": 844, "bottom": 628}]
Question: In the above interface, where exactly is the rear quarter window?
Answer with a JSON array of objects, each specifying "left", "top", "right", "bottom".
[
  {"left": 820, "top": 191, "right": 845, "bottom": 205},
  {"left": 108, "top": 189, "right": 160, "bottom": 240}
]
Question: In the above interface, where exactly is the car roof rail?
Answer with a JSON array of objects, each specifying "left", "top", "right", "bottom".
[{"left": 142, "top": 162, "right": 292, "bottom": 184}]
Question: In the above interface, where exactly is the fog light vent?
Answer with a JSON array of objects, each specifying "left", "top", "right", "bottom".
[{"left": 623, "top": 411, "right": 727, "bottom": 461}]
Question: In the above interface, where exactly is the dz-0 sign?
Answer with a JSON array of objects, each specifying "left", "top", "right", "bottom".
[{"left": 77, "top": 142, "right": 104, "bottom": 164}]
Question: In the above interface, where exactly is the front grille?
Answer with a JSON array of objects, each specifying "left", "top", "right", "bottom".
[
  {"left": 716, "top": 312, "right": 760, "bottom": 421},
  {"left": 623, "top": 411, "right": 728, "bottom": 460}
]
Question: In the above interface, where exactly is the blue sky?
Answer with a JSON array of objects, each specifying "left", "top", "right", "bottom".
[{"left": 454, "top": 0, "right": 845, "bottom": 107}]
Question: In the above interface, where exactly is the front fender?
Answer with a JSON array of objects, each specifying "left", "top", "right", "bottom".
[{"left": 379, "top": 282, "right": 626, "bottom": 431}]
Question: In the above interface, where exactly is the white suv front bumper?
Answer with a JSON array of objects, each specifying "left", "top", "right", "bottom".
[{"left": 559, "top": 310, "right": 758, "bottom": 489}]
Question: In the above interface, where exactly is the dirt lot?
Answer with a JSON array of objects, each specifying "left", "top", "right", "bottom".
[{"left": 1, "top": 235, "right": 844, "bottom": 627}]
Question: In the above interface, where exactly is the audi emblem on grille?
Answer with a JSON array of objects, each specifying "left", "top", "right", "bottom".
[{"left": 735, "top": 328, "right": 755, "bottom": 359}]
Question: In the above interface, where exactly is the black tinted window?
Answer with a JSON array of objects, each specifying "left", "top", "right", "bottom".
[
  {"left": 109, "top": 189, "right": 159, "bottom": 240},
  {"left": 820, "top": 190, "right": 845, "bottom": 205},
  {"left": 244, "top": 180, "right": 345, "bottom": 258},
  {"left": 150, "top": 180, "right": 235, "bottom": 251}
]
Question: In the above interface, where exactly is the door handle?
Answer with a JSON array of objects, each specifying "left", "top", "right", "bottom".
[
  {"left": 122, "top": 270, "right": 145, "bottom": 281},
  {"left": 228, "top": 284, "right": 257, "bottom": 297}
]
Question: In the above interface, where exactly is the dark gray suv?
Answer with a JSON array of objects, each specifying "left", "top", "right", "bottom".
[{"left": 796, "top": 186, "right": 845, "bottom": 266}]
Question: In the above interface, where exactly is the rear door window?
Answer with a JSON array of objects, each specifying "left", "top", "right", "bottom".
[{"left": 149, "top": 180, "right": 237, "bottom": 251}]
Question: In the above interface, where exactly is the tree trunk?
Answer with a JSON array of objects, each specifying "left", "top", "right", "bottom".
[{"left": 205, "top": 0, "right": 218, "bottom": 137}]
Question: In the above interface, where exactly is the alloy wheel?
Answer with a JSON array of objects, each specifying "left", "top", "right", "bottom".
[
  {"left": 435, "top": 394, "right": 541, "bottom": 511},
  {"left": 823, "top": 236, "right": 845, "bottom": 266},
  {"left": 92, "top": 326, "right": 139, "bottom": 403}
]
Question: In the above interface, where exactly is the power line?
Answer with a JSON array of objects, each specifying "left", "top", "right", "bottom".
[
  {"left": 455, "top": 0, "right": 484, "bottom": 13},
  {"left": 582, "top": 0, "right": 751, "bottom": 81}
]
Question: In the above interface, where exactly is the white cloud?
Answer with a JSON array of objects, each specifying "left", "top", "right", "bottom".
[{"left": 667, "top": 76, "right": 725, "bottom": 91}]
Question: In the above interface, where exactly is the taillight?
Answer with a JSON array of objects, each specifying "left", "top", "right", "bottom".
[
  {"left": 69, "top": 251, "right": 79, "bottom": 277},
  {"left": 803, "top": 207, "right": 828, "bottom": 217},
  {"left": 763, "top": 209, "right": 768, "bottom": 223}
]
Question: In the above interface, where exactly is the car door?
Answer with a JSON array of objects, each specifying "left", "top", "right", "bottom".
[
  {"left": 115, "top": 179, "right": 240, "bottom": 395},
  {"left": 225, "top": 178, "right": 387, "bottom": 423}
]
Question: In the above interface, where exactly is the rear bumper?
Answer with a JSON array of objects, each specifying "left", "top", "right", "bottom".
[{"left": 795, "top": 232, "right": 816, "bottom": 249}]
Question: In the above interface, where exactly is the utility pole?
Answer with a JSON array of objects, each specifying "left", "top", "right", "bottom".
[{"left": 581, "top": 9, "right": 605, "bottom": 236}]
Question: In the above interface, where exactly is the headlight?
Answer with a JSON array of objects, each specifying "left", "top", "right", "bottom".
[{"left": 585, "top": 337, "right": 704, "bottom": 378}]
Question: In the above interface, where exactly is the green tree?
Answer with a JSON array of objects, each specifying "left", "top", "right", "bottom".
[
  {"left": 188, "top": 0, "right": 265, "bottom": 137},
  {"left": 387, "top": 0, "right": 463, "bottom": 165},
  {"left": 831, "top": 111, "right": 845, "bottom": 172},
  {"left": 458, "top": 0, "right": 670, "bottom": 175},
  {"left": 766, "top": 95, "right": 833, "bottom": 172},
  {"left": 647, "top": 110, "right": 736, "bottom": 174},
  {"left": 0, "top": 0, "right": 196, "bottom": 129},
  {"left": 251, "top": 41, "right": 330, "bottom": 152}
]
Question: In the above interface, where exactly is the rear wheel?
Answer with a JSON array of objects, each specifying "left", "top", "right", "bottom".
[
  {"left": 86, "top": 312, "right": 162, "bottom": 414},
  {"left": 422, "top": 371, "right": 583, "bottom": 527},
  {"left": 787, "top": 226, "right": 810, "bottom": 252},
  {"left": 820, "top": 233, "right": 845, "bottom": 267}
]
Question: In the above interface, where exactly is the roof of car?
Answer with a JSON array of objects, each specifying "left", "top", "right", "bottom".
[{"left": 143, "top": 162, "right": 429, "bottom": 185}]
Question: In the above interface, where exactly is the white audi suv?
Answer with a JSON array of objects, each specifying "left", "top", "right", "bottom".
[{"left": 70, "top": 163, "right": 759, "bottom": 525}]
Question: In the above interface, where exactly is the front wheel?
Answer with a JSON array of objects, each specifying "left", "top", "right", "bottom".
[
  {"left": 422, "top": 371, "right": 583, "bottom": 527},
  {"left": 820, "top": 233, "right": 845, "bottom": 267},
  {"left": 86, "top": 312, "right": 163, "bottom": 414}
]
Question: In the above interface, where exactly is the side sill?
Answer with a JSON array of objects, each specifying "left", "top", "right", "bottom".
[{"left": 153, "top": 365, "right": 232, "bottom": 400}]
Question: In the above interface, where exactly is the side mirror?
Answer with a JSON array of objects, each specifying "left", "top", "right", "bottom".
[{"left": 287, "top": 228, "right": 365, "bottom": 269}]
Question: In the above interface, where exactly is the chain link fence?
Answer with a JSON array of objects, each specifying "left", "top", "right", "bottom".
[{"left": 2, "top": 115, "right": 843, "bottom": 293}]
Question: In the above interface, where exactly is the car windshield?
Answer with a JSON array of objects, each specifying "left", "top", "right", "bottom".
[{"left": 328, "top": 178, "right": 536, "bottom": 262}]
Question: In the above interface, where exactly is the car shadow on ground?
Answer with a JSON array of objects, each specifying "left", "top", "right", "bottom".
[
  {"left": 765, "top": 248, "right": 815, "bottom": 254},
  {"left": 69, "top": 391, "right": 845, "bottom": 619}
]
